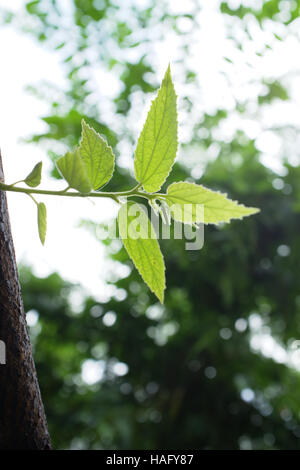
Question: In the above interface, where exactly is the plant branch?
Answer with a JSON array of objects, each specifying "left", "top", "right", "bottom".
[{"left": 0, "top": 181, "right": 160, "bottom": 203}]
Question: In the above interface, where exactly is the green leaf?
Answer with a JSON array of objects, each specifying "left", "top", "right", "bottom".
[
  {"left": 134, "top": 65, "right": 178, "bottom": 192},
  {"left": 56, "top": 149, "right": 92, "bottom": 193},
  {"left": 164, "top": 182, "right": 260, "bottom": 224},
  {"left": 24, "top": 161, "right": 42, "bottom": 188},
  {"left": 118, "top": 202, "right": 165, "bottom": 303},
  {"left": 79, "top": 120, "right": 115, "bottom": 190},
  {"left": 37, "top": 202, "right": 47, "bottom": 245}
]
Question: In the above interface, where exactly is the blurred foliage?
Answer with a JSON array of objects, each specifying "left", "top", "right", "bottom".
[
  {"left": 1, "top": 0, "right": 199, "bottom": 182},
  {"left": 21, "top": 149, "right": 300, "bottom": 450},
  {"left": 220, "top": 0, "right": 300, "bottom": 25},
  {"left": 3, "top": 0, "right": 300, "bottom": 450}
]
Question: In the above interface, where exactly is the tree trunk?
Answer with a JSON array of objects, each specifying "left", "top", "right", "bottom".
[{"left": 0, "top": 151, "right": 51, "bottom": 449}]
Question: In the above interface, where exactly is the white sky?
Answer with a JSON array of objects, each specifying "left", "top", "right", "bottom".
[
  {"left": 0, "top": 15, "right": 119, "bottom": 300},
  {"left": 1, "top": 0, "right": 300, "bottom": 302}
]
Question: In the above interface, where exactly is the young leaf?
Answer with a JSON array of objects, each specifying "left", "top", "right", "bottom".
[
  {"left": 164, "top": 182, "right": 260, "bottom": 224},
  {"left": 25, "top": 161, "right": 42, "bottom": 188},
  {"left": 134, "top": 65, "right": 178, "bottom": 192},
  {"left": 79, "top": 120, "right": 115, "bottom": 190},
  {"left": 56, "top": 149, "right": 92, "bottom": 193},
  {"left": 37, "top": 202, "right": 47, "bottom": 245},
  {"left": 118, "top": 202, "right": 166, "bottom": 303}
]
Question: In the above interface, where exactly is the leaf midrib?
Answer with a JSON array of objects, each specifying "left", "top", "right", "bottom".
[{"left": 139, "top": 75, "right": 170, "bottom": 186}]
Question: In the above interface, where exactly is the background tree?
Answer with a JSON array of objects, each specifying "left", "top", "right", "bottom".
[{"left": 0, "top": 153, "right": 51, "bottom": 449}]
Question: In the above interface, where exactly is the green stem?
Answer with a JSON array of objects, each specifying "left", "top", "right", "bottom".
[
  {"left": 27, "top": 193, "right": 38, "bottom": 206},
  {"left": 10, "top": 179, "right": 25, "bottom": 187},
  {"left": 0, "top": 182, "right": 160, "bottom": 203},
  {"left": 60, "top": 185, "right": 71, "bottom": 193}
]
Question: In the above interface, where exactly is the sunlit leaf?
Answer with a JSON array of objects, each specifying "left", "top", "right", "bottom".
[
  {"left": 56, "top": 149, "right": 92, "bottom": 193},
  {"left": 134, "top": 65, "right": 178, "bottom": 192},
  {"left": 79, "top": 120, "right": 115, "bottom": 190},
  {"left": 164, "top": 182, "right": 260, "bottom": 224},
  {"left": 118, "top": 202, "right": 165, "bottom": 303}
]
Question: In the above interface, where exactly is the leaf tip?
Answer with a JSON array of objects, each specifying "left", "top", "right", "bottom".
[
  {"left": 247, "top": 206, "right": 260, "bottom": 215},
  {"left": 165, "top": 63, "right": 172, "bottom": 81},
  {"left": 81, "top": 118, "right": 90, "bottom": 136},
  {"left": 157, "top": 289, "right": 165, "bottom": 304}
]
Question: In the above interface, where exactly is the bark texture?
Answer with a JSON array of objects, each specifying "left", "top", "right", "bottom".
[{"left": 0, "top": 151, "right": 51, "bottom": 449}]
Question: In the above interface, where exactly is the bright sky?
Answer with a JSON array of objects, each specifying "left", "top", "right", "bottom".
[
  {"left": 1, "top": 0, "right": 300, "bottom": 303},
  {"left": 0, "top": 1, "right": 121, "bottom": 301}
]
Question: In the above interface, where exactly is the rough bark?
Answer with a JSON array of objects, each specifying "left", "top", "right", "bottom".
[{"left": 0, "top": 151, "right": 51, "bottom": 449}]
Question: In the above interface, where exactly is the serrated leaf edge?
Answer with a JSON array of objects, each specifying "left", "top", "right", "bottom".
[
  {"left": 118, "top": 204, "right": 166, "bottom": 303},
  {"left": 134, "top": 65, "right": 178, "bottom": 192},
  {"left": 80, "top": 119, "right": 115, "bottom": 190},
  {"left": 165, "top": 181, "right": 260, "bottom": 225}
]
